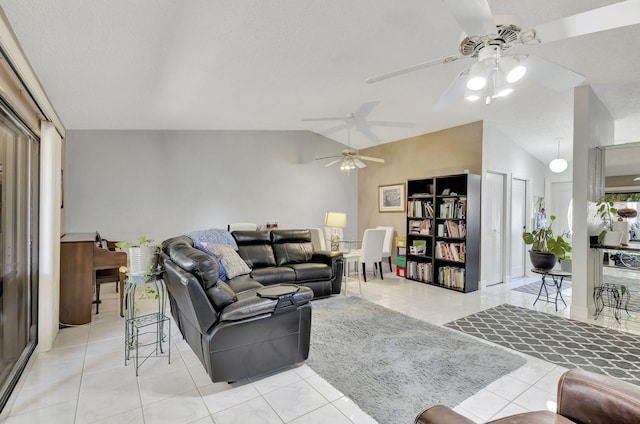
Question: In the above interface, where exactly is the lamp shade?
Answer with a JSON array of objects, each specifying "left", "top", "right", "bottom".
[
  {"left": 549, "top": 158, "right": 568, "bottom": 173},
  {"left": 324, "top": 212, "right": 346, "bottom": 228}
]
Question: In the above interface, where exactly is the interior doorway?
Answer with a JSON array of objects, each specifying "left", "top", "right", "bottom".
[
  {"left": 484, "top": 172, "right": 505, "bottom": 286},
  {"left": 511, "top": 178, "right": 527, "bottom": 280}
]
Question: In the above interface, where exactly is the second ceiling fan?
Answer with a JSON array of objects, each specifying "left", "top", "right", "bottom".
[{"left": 367, "top": 0, "right": 640, "bottom": 111}]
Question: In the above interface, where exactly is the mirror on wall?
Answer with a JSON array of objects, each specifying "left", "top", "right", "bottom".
[{"left": 603, "top": 141, "right": 640, "bottom": 241}]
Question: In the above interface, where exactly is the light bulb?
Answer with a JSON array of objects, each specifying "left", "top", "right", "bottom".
[
  {"left": 493, "top": 88, "right": 513, "bottom": 98},
  {"left": 549, "top": 158, "right": 568, "bottom": 173},
  {"left": 507, "top": 65, "right": 526, "bottom": 83},
  {"left": 467, "top": 76, "right": 486, "bottom": 90}
]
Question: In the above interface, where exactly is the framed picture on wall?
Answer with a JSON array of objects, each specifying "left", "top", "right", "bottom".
[{"left": 379, "top": 183, "right": 405, "bottom": 213}]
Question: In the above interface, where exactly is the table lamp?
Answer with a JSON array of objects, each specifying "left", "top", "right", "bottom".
[{"left": 324, "top": 212, "right": 347, "bottom": 251}]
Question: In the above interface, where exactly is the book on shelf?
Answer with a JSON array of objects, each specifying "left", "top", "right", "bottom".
[
  {"left": 438, "top": 266, "right": 465, "bottom": 289},
  {"left": 435, "top": 241, "right": 465, "bottom": 262},
  {"left": 407, "top": 261, "right": 433, "bottom": 282},
  {"left": 408, "top": 199, "right": 434, "bottom": 218},
  {"left": 410, "top": 192, "right": 432, "bottom": 198},
  {"left": 438, "top": 198, "right": 467, "bottom": 219},
  {"left": 439, "top": 221, "right": 466, "bottom": 238},
  {"left": 409, "top": 219, "right": 432, "bottom": 235}
]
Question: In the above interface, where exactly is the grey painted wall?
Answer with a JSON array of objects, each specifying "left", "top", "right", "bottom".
[{"left": 65, "top": 130, "right": 358, "bottom": 243}]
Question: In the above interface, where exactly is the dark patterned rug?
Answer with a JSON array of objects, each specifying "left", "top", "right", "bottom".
[
  {"left": 512, "top": 280, "right": 572, "bottom": 297},
  {"left": 445, "top": 304, "right": 640, "bottom": 385}
]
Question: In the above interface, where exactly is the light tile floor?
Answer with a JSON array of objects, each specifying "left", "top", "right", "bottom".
[{"left": 2, "top": 271, "right": 639, "bottom": 424}]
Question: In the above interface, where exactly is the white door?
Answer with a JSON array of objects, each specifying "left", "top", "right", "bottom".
[
  {"left": 483, "top": 172, "right": 505, "bottom": 285},
  {"left": 511, "top": 178, "right": 526, "bottom": 279}
]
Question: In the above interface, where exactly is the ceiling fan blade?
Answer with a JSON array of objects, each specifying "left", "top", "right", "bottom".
[
  {"left": 442, "top": 0, "right": 496, "bottom": 36},
  {"left": 355, "top": 123, "right": 382, "bottom": 144},
  {"left": 533, "top": 0, "right": 640, "bottom": 45},
  {"left": 315, "top": 155, "right": 341, "bottom": 161},
  {"left": 354, "top": 159, "right": 367, "bottom": 169},
  {"left": 319, "top": 122, "right": 348, "bottom": 136},
  {"left": 522, "top": 55, "right": 585, "bottom": 92},
  {"left": 323, "top": 158, "right": 341, "bottom": 167},
  {"left": 366, "top": 55, "right": 465, "bottom": 84},
  {"left": 358, "top": 156, "right": 385, "bottom": 164},
  {"left": 366, "top": 120, "right": 415, "bottom": 128},
  {"left": 432, "top": 68, "right": 470, "bottom": 112},
  {"left": 354, "top": 101, "right": 380, "bottom": 119},
  {"left": 301, "top": 116, "right": 348, "bottom": 122}
]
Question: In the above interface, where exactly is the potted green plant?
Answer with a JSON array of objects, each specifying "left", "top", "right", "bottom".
[
  {"left": 115, "top": 236, "right": 160, "bottom": 275},
  {"left": 595, "top": 198, "right": 621, "bottom": 246},
  {"left": 522, "top": 215, "right": 571, "bottom": 270}
]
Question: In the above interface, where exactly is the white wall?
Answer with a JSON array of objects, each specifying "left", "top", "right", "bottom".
[
  {"left": 65, "top": 130, "right": 358, "bottom": 243},
  {"left": 572, "top": 86, "right": 614, "bottom": 320},
  {"left": 482, "top": 124, "right": 547, "bottom": 285}
]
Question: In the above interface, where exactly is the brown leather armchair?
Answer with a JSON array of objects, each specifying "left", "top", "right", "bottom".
[{"left": 415, "top": 368, "right": 640, "bottom": 424}]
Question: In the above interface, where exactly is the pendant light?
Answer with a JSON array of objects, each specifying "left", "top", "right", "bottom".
[{"left": 549, "top": 138, "right": 568, "bottom": 173}]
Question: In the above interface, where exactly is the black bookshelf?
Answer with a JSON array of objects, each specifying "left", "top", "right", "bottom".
[{"left": 405, "top": 174, "right": 480, "bottom": 293}]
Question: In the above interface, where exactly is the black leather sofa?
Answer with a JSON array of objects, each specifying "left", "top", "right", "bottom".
[
  {"left": 232, "top": 229, "right": 343, "bottom": 298},
  {"left": 161, "top": 236, "right": 314, "bottom": 383}
]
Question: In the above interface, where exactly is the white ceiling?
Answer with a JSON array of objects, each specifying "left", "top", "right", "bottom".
[{"left": 2, "top": 0, "right": 640, "bottom": 166}]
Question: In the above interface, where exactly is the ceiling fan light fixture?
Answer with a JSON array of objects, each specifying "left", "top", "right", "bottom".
[
  {"left": 493, "top": 87, "right": 514, "bottom": 98},
  {"left": 506, "top": 65, "right": 526, "bottom": 83},
  {"left": 466, "top": 61, "right": 488, "bottom": 90},
  {"left": 466, "top": 76, "right": 486, "bottom": 90}
]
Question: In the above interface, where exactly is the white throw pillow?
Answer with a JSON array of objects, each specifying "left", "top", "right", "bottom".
[{"left": 204, "top": 243, "right": 251, "bottom": 279}]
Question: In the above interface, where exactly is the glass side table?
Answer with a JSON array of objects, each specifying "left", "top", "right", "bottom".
[{"left": 124, "top": 271, "right": 170, "bottom": 375}]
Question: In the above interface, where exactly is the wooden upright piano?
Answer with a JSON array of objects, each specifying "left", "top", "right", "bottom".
[{"left": 60, "top": 232, "right": 127, "bottom": 325}]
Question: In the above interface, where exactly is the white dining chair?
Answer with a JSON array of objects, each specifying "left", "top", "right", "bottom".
[
  {"left": 227, "top": 222, "right": 259, "bottom": 232},
  {"left": 376, "top": 226, "right": 395, "bottom": 273},
  {"left": 308, "top": 227, "right": 327, "bottom": 251},
  {"left": 351, "top": 229, "right": 386, "bottom": 282}
]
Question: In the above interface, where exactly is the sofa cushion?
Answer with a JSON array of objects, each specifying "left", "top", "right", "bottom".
[
  {"left": 233, "top": 231, "right": 277, "bottom": 268},
  {"left": 195, "top": 244, "right": 227, "bottom": 281},
  {"left": 168, "top": 244, "right": 220, "bottom": 290},
  {"left": 251, "top": 267, "right": 297, "bottom": 286},
  {"left": 270, "top": 229, "right": 314, "bottom": 266},
  {"left": 204, "top": 280, "right": 237, "bottom": 310},
  {"left": 288, "top": 263, "right": 332, "bottom": 281},
  {"left": 272, "top": 242, "right": 314, "bottom": 267},
  {"left": 206, "top": 244, "right": 252, "bottom": 279},
  {"left": 226, "top": 274, "right": 264, "bottom": 294}
]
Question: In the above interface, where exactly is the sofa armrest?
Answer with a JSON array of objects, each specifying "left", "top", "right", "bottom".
[
  {"left": 311, "top": 250, "right": 342, "bottom": 265},
  {"left": 415, "top": 405, "right": 474, "bottom": 424},
  {"left": 557, "top": 368, "right": 640, "bottom": 423},
  {"left": 220, "top": 285, "right": 313, "bottom": 322},
  {"left": 311, "top": 251, "right": 343, "bottom": 294}
]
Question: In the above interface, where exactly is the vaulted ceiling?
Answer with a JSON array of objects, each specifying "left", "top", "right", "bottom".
[{"left": 2, "top": 0, "right": 640, "bottom": 165}]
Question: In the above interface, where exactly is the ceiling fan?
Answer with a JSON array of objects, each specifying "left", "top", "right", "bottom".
[
  {"left": 311, "top": 111, "right": 385, "bottom": 174},
  {"left": 303, "top": 101, "right": 414, "bottom": 144},
  {"left": 366, "top": 0, "right": 640, "bottom": 111}
]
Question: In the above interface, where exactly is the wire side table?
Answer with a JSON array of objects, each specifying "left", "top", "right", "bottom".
[
  {"left": 124, "top": 272, "right": 171, "bottom": 375},
  {"left": 593, "top": 283, "right": 630, "bottom": 322}
]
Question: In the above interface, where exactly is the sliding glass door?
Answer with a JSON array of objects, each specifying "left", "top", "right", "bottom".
[{"left": 0, "top": 102, "right": 39, "bottom": 411}]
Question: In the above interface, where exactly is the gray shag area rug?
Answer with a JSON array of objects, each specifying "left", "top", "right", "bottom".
[{"left": 306, "top": 297, "right": 527, "bottom": 424}]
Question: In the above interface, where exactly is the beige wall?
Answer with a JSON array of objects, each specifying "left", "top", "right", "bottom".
[{"left": 357, "top": 121, "right": 483, "bottom": 251}]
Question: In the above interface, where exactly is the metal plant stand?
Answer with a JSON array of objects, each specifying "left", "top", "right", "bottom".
[{"left": 124, "top": 272, "right": 170, "bottom": 375}]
